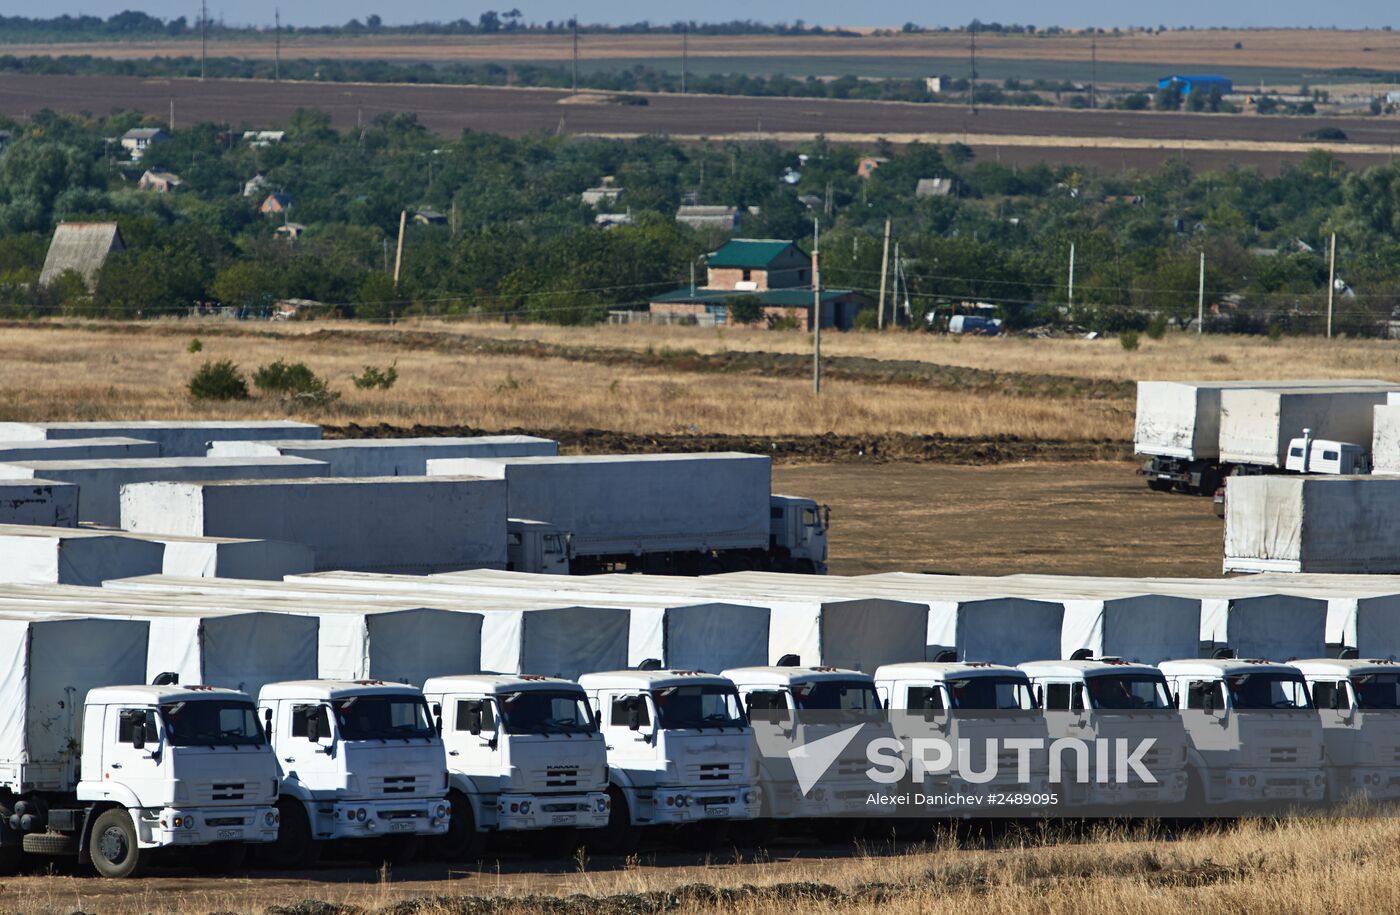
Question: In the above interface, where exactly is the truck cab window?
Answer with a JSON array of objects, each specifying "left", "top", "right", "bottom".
[
  {"left": 118, "top": 708, "right": 158, "bottom": 745},
  {"left": 906, "top": 686, "right": 944, "bottom": 711},
  {"left": 1044, "top": 683, "right": 1071, "bottom": 711},
  {"left": 291, "top": 704, "right": 331, "bottom": 739},
  {"left": 1186, "top": 681, "right": 1225, "bottom": 709},
  {"left": 455, "top": 699, "right": 495, "bottom": 732},
  {"left": 610, "top": 695, "right": 649, "bottom": 727}
]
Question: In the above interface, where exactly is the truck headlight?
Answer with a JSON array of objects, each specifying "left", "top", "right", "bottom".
[
  {"left": 518, "top": 801, "right": 532, "bottom": 816},
  {"left": 743, "top": 789, "right": 757, "bottom": 805},
  {"left": 265, "top": 811, "right": 277, "bottom": 827},
  {"left": 594, "top": 797, "right": 608, "bottom": 813},
  {"left": 435, "top": 803, "right": 448, "bottom": 818},
  {"left": 356, "top": 808, "right": 368, "bottom": 822},
  {"left": 185, "top": 818, "right": 196, "bottom": 830}
]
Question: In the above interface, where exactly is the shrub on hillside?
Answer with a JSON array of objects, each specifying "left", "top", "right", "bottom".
[
  {"left": 188, "top": 359, "right": 248, "bottom": 401},
  {"left": 352, "top": 362, "right": 398, "bottom": 391}
]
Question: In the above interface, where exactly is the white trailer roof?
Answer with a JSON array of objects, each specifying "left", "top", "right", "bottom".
[
  {"left": 208, "top": 435, "right": 558, "bottom": 476},
  {"left": 0, "top": 421, "right": 320, "bottom": 457},
  {"left": 0, "top": 524, "right": 165, "bottom": 585},
  {"left": 0, "top": 438, "right": 159, "bottom": 462},
  {"left": 0, "top": 614, "right": 149, "bottom": 786}
]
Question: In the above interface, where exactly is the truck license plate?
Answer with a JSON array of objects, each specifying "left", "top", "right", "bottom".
[
  {"left": 705, "top": 806, "right": 728, "bottom": 817},
  {"left": 217, "top": 828, "right": 240, "bottom": 840},
  {"left": 551, "top": 814, "right": 574, "bottom": 825},
  {"left": 390, "top": 822, "right": 413, "bottom": 832}
]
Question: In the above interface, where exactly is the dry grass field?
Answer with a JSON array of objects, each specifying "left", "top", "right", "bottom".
[
  {"left": 4, "top": 816, "right": 1397, "bottom": 914},
  {"left": 11, "top": 28, "right": 1400, "bottom": 72}
]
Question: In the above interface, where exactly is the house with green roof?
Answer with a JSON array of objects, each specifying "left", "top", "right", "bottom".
[{"left": 644, "top": 238, "right": 871, "bottom": 331}]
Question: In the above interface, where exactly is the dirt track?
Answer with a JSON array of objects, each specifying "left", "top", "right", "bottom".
[{"left": 3, "top": 74, "right": 1398, "bottom": 171}]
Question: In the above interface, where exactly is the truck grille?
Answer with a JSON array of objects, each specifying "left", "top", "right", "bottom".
[
  {"left": 381, "top": 809, "right": 426, "bottom": 820},
  {"left": 194, "top": 782, "right": 248, "bottom": 802},
  {"left": 1269, "top": 748, "right": 1299, "bottom": 765},
  {"left": 205, "top": 816, "right": 246, "bottom": 827},
  {"left": 537, "top": 767, "right": 580, "bottom": 788},
  {"left": 686, "top": 762, "right": 740, "bottom": 782},
  {"left": 541, "top": 801, "right": 590, "bottom": 813},
  {"left": 369, "top": 775, "right": 422, "bottom": 795}
]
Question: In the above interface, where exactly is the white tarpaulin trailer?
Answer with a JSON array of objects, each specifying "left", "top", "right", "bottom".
[
  {"left": 428, "top": 453, "right": 771, "bottom": 556},
  {"left": 121, "top": 476, "right": 509, "bottom": 573},
  {"left": 1218, "top": 386, "right": 1400, "bottom": 468},
  {"left": 1058, "top": 595, "right": 1201, "bottom": 664},
  {"left": 0, "top": 421, "right": 321, "bottom": 457},
  {"left": 1372, "top": 404, "right": 1400, "bottom": 474},
  {"left": 147, "top": 533, "right": 315, "bottom": 581},
  {"left": 135, "top": 608, "right": 318, "bottom": 698},
  {"left": 0, "top": 524, "right": 165, "bottom": 586},
  {"left": 626, "top": 604, "right": 770, "bottom": 672},
  {"left": 0, "top": 480, "right": 78, "bottom": 527},
  {"left": 0, "top": 456, "right": 328, "bottom": 526},
  {"left": 1223, "top": 475, "right": 1400, "bottom": 574},
  {"left": 0, "top": 437, "right": 159, "bottom": 462},
  {"left": 0, "top": 614, "right": 149, "bottom": 791},
  {"left": 208, "top": 436, "right": 559, "bottom": 476}
]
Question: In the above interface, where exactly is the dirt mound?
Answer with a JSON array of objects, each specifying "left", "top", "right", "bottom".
[{"left": 327, "top": 423, "right": 1131, "bottom": 464}]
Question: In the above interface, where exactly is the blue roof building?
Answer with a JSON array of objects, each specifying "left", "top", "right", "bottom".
[{"left": 1158, "top": 75, "right": 1233, "bottom": 96}]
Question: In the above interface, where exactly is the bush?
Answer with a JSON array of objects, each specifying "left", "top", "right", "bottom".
[
  {"left": 187, "top": 337, "right": 203, "bottom": 353},
  {"left": 253, "top": 359, "right": 339, "bottom": 404},
  {"left": 1267, "top": 323, "right": 1284, "bottom": 342},
  {"left": 727, "top": 294, "right": 764, "bottom": 325},
  {"left": 352, "top": 362, "right": 399, "bottom": 391},
  {"left": 1145, "top": 313, "right": 1168, "bottom": 340},
  {"left": 852, "top": 307, "right": 879, "bottom": 331},
  {"left": 188, "top": 359, "right": 248, "bottom": 401},
  {"left": 1119, "top": 330, "right": 1140, "bottom": 351}
]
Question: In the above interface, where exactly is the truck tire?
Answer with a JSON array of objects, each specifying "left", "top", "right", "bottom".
[
  {"left": 196, "top": 841, "right": 247, "bottom": 873},
  {"left": 0, "top": 801, "right": 20, "bottom": 876},
  {"left": 435, "top": 790, "right": 484, "bottom": 862},
  {"left": 22, "top": 832, "right": 78, "bottom": 855},
  {"left": 376, "top": 834, "right": 421, "bottom": 866},
  {"left": 588, "top": 787, "right": 639, "bottom": 856},
  {"left": 676, "top": 820, "right": 730, "bottom": 851},
  {"left": 89, "top": 809, "right": 146, "bottom": 879},
  {"left": 260, "top": 801, "right": 321, "bottom": 870},
  {"left": 1146, "top": 478, "right": 1174, "bottom": 492}
]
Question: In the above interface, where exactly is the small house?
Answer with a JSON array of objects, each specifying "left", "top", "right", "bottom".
[
  {"left": 242, "top": 173, "right": 270, "bottom": 198},
  {"left": 704, "top": 238, "right": 812, "bottom": 291},
  {"left": 414, "top": 209, "right": 448, "bottom": 226},
  {"left": 242, "top": 130, "right": 287, "bottom": 146},
  {"left": 915, "top": 178, "right": 953, "bottom": 198},
  {"left": 137, "top": 170, "right": 181, "bottom": 193},
  {"left": 120, "top": 127, "right": 169, "bottom": 160},
  {"left": 275, "top": 223, "right": 307, "bottom": 240},
  {"left": 856, "top": 157, "right": 888, "bottom": 178},
  {"left": 38, "top": 222, "right": 125, "bottom": 290},
  {"left": 581, "top": 176, "right": 624, "bottom": 207},
  {"left": 675, "top": 205, "right": 740, "bottom": 230},
  {"left": 260, "top": 193, "right": 293, "bottom": 214},
  {"left": 273, "top": 298, "right": 333, "bottom": 320}
]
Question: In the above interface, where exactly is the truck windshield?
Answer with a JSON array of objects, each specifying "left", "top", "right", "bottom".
[
  {"left": 652, "top": 685, "right": 746, "bottom": 729},
  {"left": 1085, "top": 674, "right": 1172, "bottom": 711},
  {"left": 1351, "top": 673, "right": 1400, "bottom": 710},
  {"left": 160, "top": 700, "right": 265, "bottom": 747},
  {"left": 1225, "top": 673, "right": 1313, "bottom": 710},
  {"left": 791, "top": 680, "right": 881, "bottom": 711},
  {"left": 947, "top": 676, "right": 1038, "bottom": 712},
  {"left": 332, "top": 696, "right": 435, "bottom": 740},
  {"left": 499, "top": 690, "right": 596, "bottom": 735}
]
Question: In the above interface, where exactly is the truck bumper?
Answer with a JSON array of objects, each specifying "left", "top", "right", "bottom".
[
  {"left": 770, "top": 781, "right": 889, "bottom": 818},
  {"left": 141, "top": 805, "right": 280, "bottom": 848},
  {"left": 1083, "top": 769, "right": 1188, "bottom": 809},
  {"left": 310, "top": 799, "right": 451, "bottom": 840},
  {"left": 635, "top": 786, "right": 761, "bottom": 825},
  {"left": 1212, "top": 767, "right": 1327, "bottom": 805},
  {"left": 1332, "top": 766, "right": 1400, "bottom": 801},
  {"left": 495, "top": 792, "right": 611, "bottom": 831}
]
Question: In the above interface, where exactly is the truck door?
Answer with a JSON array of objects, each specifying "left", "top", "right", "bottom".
[
  {"left": 108, "top": 706, "right": 164, "bottom": 804},
  {"left": 447, "top": 697, "right": 501, "bottom": 782},
  {"left": 604, "top": 692, "right": 656, "bottom": 762},
  {"left": 280, "top": 702, "right": 338, "bottom": 787}
]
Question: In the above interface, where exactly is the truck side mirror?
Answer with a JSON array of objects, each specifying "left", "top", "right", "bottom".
[
  {"left": 131, "top": 729, "right": 145, "bottom": 751},
  {"left": 1202, "top": 691, "right": 1215, "bottom": 714},
  {"left": 306, "top": 715, "right": 322, "bottom": 743},
  {"left": 432, "top": 702, "right": 443, "bottom": 735},
  {"left": 1333, "top": 687, "right": 1347, "bottom": 710},
  {"left": 466, "top": 707, "right": 483, "bottom": 736},
  {"left": 627, "top": 705, "right": 642, "bottom": 731}
]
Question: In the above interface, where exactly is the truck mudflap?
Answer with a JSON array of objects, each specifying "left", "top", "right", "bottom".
[
  {"left": 310, "top": 799, "right": 451, "bottom": 841},
  {"left": 138, "top": 805, "right": 280, "bottom": 848},
  {"left": 635, "top": 786, "right": 762, "bottom": 825},
  {"left": 495, "top": 792, "right": 610, "bottom": 831}
]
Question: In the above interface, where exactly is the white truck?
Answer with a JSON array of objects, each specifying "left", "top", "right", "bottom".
[
  {"left": 0, "top": 614, "right": 279, "bottom": 878},
  {"left": 257, "top": 680, "right": 451, "bottom": 866},
  {"left": 1159, "top": 658, "right": 1325, "bottom": 807},
  {"left": 1019, "top": 658, "right": 1188, "bottom": 810},
  {"left": 723, "top": 665, "right": 891, "bottom": 836},
  {"left": 421, "top": 674, "right": 609, "bottom": 859},
  {"left": 875, "top": 662, "right": 1049, "bottom": 813},
  {"left": 427, "top": 454, "right": 829, "bottom": 575},
  {"left": 1294, "top": 658, "right": 1400, "bottom": 803},
  {"left": 1224, "top": 475, "right": 1400, "bottom": 574},
  {"left": 578, "top": 670, "right": 758, "bottom": 851}
]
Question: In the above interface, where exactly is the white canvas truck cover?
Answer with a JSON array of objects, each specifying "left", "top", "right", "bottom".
[
  {"left": 209, "top": 436, "right": 559, "bottom": 476},
  {"left": 0, "top": 479, "right": 78, "bottom": 527},
  {"left": 1218, "top": 385, "right": 1400, "bottom": 468},
  {"left": 0, "top": 437, "right": 159, "bottom": 462},
  {"left": 0, "top": 455, "right": 328, "bottom": 526},
  {"left": 480, "top": 606, "right": 630, "bottom": 680},
  {"left": 1193, "top": 592, "right": 1326, "bottom": 659},
  {"left": 315, "top": 607, "right": 484, "bottom": 685},
  {"left": 120, "top": 476, "right": 508, "bottom": 573},
  {"left": 1372, "top": 404, "right": 1400, "bottom": 474},
  {"left": 0, "top": 524, "right": 165, "bottom": 585},
  {"left": 141, "top": 610, "right": 319, "bottom": 698},
  {"left": 0, "top": 614, "right": 148, "bottom": 791},
  {"left": 1224, "top": 475, "right": 1400, "bottom": 574},
  {"left": 627, "top": 603, "right": 770, "bottom": 672},
  {"left": 429, "top": 453, "right": 770, "bottom": 555},
  {"left": 1132, "top": 380, "right": 1387, "bottom": 461},
  {"left": 0, "top": 421, "right": 321, "bottom": 457},
  {"left": 151, "top": 534, "right": 316, "bottom": 581},
  {"left": 1060, "top": 594, "right": 1201, "bottom": 663}
]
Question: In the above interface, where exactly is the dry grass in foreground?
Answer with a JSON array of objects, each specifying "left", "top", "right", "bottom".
[{"left": 4, "top": 817, "right": 1398, "bottom": 914}]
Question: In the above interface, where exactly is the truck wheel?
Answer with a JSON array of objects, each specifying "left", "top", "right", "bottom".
[
  {"left": 377, "top": 834, "right": 421, "bottom": 866},
  {"left": 1146, "top": 478, "right": 1174, "bottom": 493},
  {"left": 435, "top": 791, "right": 485, "bottom": 862},
  {"left": 676, "top": 820, "right": 730, "bottom": 852},
  {"left": 0, "top": 844, "right": 19, "bottom": 877},
  {"left": 195, "top": 841, "right": 247, "bottom": 874},
  {"left": 22, "top": 832, "right": 78, "bottom": 855},
  {"left": 530, "top": 827, "right": 581, "bottom": 860},
  {"left": 588, "top": 787, "right": 638, "bottom": 856},
  {"left": 89, "top": 809, "right": 146, "bottom": 879},
  {"left": 260, "top": 801, "right": 321, "bottom": 870}
]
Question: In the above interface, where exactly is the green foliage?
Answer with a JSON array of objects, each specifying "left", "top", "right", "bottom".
[
  {"left": 252, "top": 359, "right": 332, "bottom": 397},
  {"left": 1267, "top": 323, "right": 1284, "bottom": 342},
  {"left": 1145, "top": 313, "right": 1168, "bottom": 340},
  {"left": 187, "top": 359, "right": 248, "bottom": 401},
  {"left": 352, "top": 362, "right": 399, "bottom": 391},
  {"left": 187, "top": 337, "right": 203, "bottom": 353},
  {"left": 1119, "top": 330, "right": 1141, "bottom": 351},
  {"left": 727, "top": 295, "right": 764, "bottom": 324}
]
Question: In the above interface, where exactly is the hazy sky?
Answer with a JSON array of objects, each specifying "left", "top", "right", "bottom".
[{"left": 16, "top": 2, "right": 1397, "bottom": 30}]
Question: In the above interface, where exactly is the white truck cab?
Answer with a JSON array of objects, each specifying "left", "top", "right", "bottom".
[
  {"left": 5, "top": 684, "right": 280, "bottom": 878},
  {"left": 257, "top": 680, "right": 450, "bottom": 866},
  {"left": 722, "top": 665, "right": 888, "bottom": 821},
  {"left": 1294, "top": 658, "right": 1400, "bottom": 801},
  {"left": 1020, "top": 659, "right": 1188, "bottom": 808},
  {"left": 421, "top": 674, "right": 609, "bottom": 859},
  {"left": 769, "top": 495, "right": 829, "bottom": 574},
  {"left": 1159, "top": 658, "right": 1325, "bottom": 806},
  {"left": 578, "top": 669, "right": 758, "bottom": 847},
  {"left": 506, "top": 519, "right": 570, "bottom": 575},
  {"left": 1284, "top": 434, "right": 1369, "bottom": 475},
  {"left": 875, "top": 662, "right": 1049, "bottom": 805}
]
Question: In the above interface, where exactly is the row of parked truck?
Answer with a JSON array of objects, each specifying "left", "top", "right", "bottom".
[{"left": 7, "top": 568, "right": 1400, "bottom": 878}]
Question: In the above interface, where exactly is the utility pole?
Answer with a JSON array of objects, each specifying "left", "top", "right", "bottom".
[
  {"left": 812, "top": 219, "right": 821, "bottom": 395},
  {"left": 1067, "top": 242, "right": 1076, "bottom": 308},
  {"left": 892, "top": 241, "right": 901, "bottom": 326},
  {"left": 169, "top": 97, "right": 175, "bottom": 131},
  {"left": 200, "top": 0, "right": 207, "bottom": 80},
  {"left": 1327, "top": 232, "right": 1337, "bottom": 338},
  {"left": 392, "top": 210, "right": 407, "bottom": 292},
  {"left": 877, "top": 218, "right": 891, "bottom": 330},
  {"left": 571, "top": 16, "right": 579, "bottom": 95},
  {"left": 274, "top": 8, "right": 281, "bottom": 81},
  {"left": 1090, "top": 35, "right": 1097, "bottom": 109},
  {"left": 681, "top": 22, "right": 688, "bottom": 94},
  {"left": 968, "top": 22, "right": 977, "bottom": 115},
  {"left": 1197, "top": 251, "right": 1206, "bottom": 335}
]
